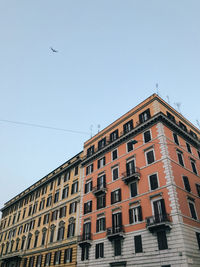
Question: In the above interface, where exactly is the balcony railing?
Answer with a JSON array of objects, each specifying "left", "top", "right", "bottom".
[
  {"left": 146, "top": 213, "right": 171, "bottom": 232},
  {"left": 121, "top": 167, "right": 140, "bottom": 185},
  {"left": 78, "top": 233, "right": 92, "bottom": 246},
  {"left": 106, "top": 226, "right": 124, "bottom": 241},
  {"left": 92, "top": 182, "right": 107, "bottom": 196}
]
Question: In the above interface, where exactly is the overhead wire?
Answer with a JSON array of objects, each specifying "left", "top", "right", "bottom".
[{"left": 0, "top": 119, "right": 90, "bottom": 135}]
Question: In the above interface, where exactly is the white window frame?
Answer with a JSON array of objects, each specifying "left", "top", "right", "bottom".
[
  {"left": 145, "top": 149, "right": 155, "bottom": 165},
  {"left": 148, "top": 172, "right": 159, "bottom": 191},
  {"left": 126, "top": 140, "right": 135, "bottom": 153},
  {"left": 112, "top": 166, "right": 119, "bottom": 181},
  {"left": 143, "top": 129, "right": 152, "bottom": 144},
  {"left": 188, "top": 199, "right": 198, "bottom": 220}
]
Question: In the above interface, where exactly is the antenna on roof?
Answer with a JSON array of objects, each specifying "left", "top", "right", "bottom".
[
  {"left": 90, "top": 125, "right": 93, "bottom": 138},
  {"left": 196, "top": 120, "right": 200, "bottom": 129},
  {"left": 166, "top": 95, "right": 170, "bottom": 104},
  {"left": 97, "top": 124, "right": 101, "bottom": 133},
  {"left": 156, "top": 83, "right": 159, "bottom": 96},
  {"left": 174, "top": 102, "right": 182, "bottom": 113}
]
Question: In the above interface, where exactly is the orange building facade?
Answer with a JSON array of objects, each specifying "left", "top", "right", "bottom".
[{"left": 77, "top": 94, "right": 200, "bottom": 267}]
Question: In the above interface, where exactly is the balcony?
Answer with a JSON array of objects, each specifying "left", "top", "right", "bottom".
[
  {"left": 146, "top": 213, "right": 172, "bottom": 233},
  {"left": 121, "top": 167, "right": 140, "bottom": 185},
  {"left": 78, "top": 233, "right": 92, "bottom": 246},
  {"left": 106, "top": 226, "right": 124, "bottom": 241},
  {"left": 92, "top": 182, "right": 107, "bottom": 197}
]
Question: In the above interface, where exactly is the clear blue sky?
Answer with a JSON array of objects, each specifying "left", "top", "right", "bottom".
[{"left": 0, "top": 0, "right": 200, "bottom": 212}]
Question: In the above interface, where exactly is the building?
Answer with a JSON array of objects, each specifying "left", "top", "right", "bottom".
[
  {"left": 0, "top": 151, "right": 83, "bottom": 267},
  {"left": 77, "top": 94, "right": 200, "bottom": 267}
]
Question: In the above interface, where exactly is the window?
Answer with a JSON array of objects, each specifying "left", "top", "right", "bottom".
[
  {"left": 41, "top": 186, "right": 47, "bottom": 195},
  {"left": 97, "top": 174, "right": 106, "bottom": 189},
  {"left": 157, "top": 230, "right": 168, "bottom": 250},
  {"left": 43, "top": 214, "right": 50, "bottom": 225},
  {"left": 45, "top": 253, "right": 51, "bottom": 266},
  {"left": 57, "top": 225, "right": 65, "bottom": 241},
  {"left": 153, "top": 199, "right": 166, "bottom": 219},
  {"left": 74, "top": 166, "right": 79, "bottom": 176},
  {"left": 84, "top": 201, "right": 92, "bottom": 214},
  {"left": 51, "top": 210, "right": 58, "bottom": 221},
  {"left": 98, "top": 137, "right": 106, "bottom": 150},
  {"left": 173, "top": 133, "right": 179, "bottom": 145},
  {"left": 112, "top": 212, "right": 122, "bottom": 232},
  {"left": 37, "top": 217, "right": 41, "bottom": 227},
  {"left": 71, "top": 181, "right": 78, "bottom": 194},
  {"left": 196, "top": 184, "right": 200, "bottom": 197},
  {"left": 179, "top": 121, "right": 187, "bottom": 132},
  {"left": 50, "top": 181, "right": 54, "bottom": 190},
  {"left": 32, "top": 204, "right": 37, "bottom": 216},
  {"left": 63, "top": 171, "right": 70, "bottom": 182},
  {"left": 197, "top": 150, "right": 200, "bottom": 159},
  {"left": 110, "top": 129, "right": 118, "bottom": 142},
  {"left": 123, "top": 119, "right": 133, "bottom": 134},
  {"left": 144, "top": 130, "right": 151, "bottom": 143},
  {"left": 190, "top": 130, "right": 197, "bottom": 139},
  {"left": 46, "top": 196, "right": 52, "bottom": 207},
  {"left": 59, "top": 206, "right": 66, "bottom": 218},
  {"left": 166, "top": 111, "right": 175, "bottom": 122},
  {"left": 15, "top": 239, "right": 20, "bottom": 251},
  {"left": 81, "top": 245, "right": 89, "bottom": 261},
  {"left": 98, "top": 157, "right": 106, "bottom": 169},
  {"left": 62, "top": 186, "right": 69, "bottom": 199},
  {"left": 28, "top": 206, "right": 32, "bottom": 216},
  {"left": 188, "top": 200, "right": 197, "bottom": 220},
  {"left": 29, "top": 257, "right": 35, "bottom": 267},
  {"left": 21, "top": 237, "right": 26, "bottom": 250},
  {"left": 86, "top": 164, "right": 93, "bottom": 175},
  {"left": 146, "top": 149, "right": 155, "bottom": 165},
  {"left": 139, "top": 109, "right": 151, "bottom": 123},
  {"left": 149, "top": 173, "right": 159, "bottom": 190},
  {"left": 23, "top": 258, "right": 27, "bottom": 267},
  {"left": 112, "top": 167, "right": 119, "bottom": 181},
  {"left": 64, "top": 248, "right": 73, "bottom": 263},
  {"left": 54, "top": 251, "right": 61, "bottom": 265},
  {"left": 69, "top": 202, "right": 77, "bottom": 214},
  {"left": 85, "top": 180, "right": 93, "bottom": 194},
  {"left": 41, "top": 230, "right": 47, "bottom": 246},
  {"left": 126, "top": 159, "right": 135, "bottom": 176},
  {"left": 112, "top": 149, "right": 118, "bottom": 160},
  {"left": 134, "top": 235, "right": 143, "bottom": 253},
  {"left": 97, "top": 194, "right": 106, "bottom": 209},
  {"left": 186, "top": 143, "right": 192, "bottom": 153},
  {"left": 57, "top": 177, "right": 61, "bottom": 186},
  {"left": 87, "top": 145, "right": 94, "bottom": 157},
  {"left": 36, "top": 255, "right": 42, "bottom": 267},
  {"left": 34, "top": 234, "right": 39, "bottom": 248},
  {"left": 17, "top": 212, "right": 21, "bottom": 222},
  {"left": 127, "top": 140, "right": 134, "bottom": 152},
  {"left": 190, "top": 159, "right": 197, "bottom": 174},
  {"left": 49, "top": 227, "right": 55, "bottom": 243},
  {"left": 114, "top": 239, "right": 121, "bottom": 256},
  {"left": 129, "top": 206, "right": 143, "bottom": 224},
  {"left": 54, "top": 191, "right": 59, "bottom": 203},
  {"left": 111, "top": 189, "right": 121, "bottom": 204},
  {"left": 67, "top": 222, "right": 75, "bottom": 238},
  {"left": 96, "top": 217, "right": 106, "bottom": 232},
  {"left": 95, "top": 243, "right": 104, "bottom": 259},
  {"left": 177, "top": 150, "right": 184, "bottom": 166},
  {"left": 196, "top": 232, "right": 200, "bottom": 249},
  {"left": 183, "top": 176, "right": 191, "bottom": 192},
  {"left": 130, "top": 182, "right": 138, "bottom": 197}
]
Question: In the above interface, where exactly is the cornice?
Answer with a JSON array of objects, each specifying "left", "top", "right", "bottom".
[{"left": 82, "top": 112, "right": 200, "bottom": 166}]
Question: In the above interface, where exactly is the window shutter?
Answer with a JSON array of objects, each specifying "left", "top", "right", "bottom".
[
  {"left": 84, "top": 203, "right": 86, "bottom": 214},
  {"left": 84, "top": 183, "right": 87, "bottom": 194},
  {"left": 103, "top": 195, "right": 106, "bottom": 208},
  {"left": 118, "top": 189, "right": 121, "bottom": 201},
  {"left": 138, "top": 206, "right": 143, "bottom": 221},
  {"left": 134, "top": 235, "right": 143, "bottom": 253},
  {"left": 70, "top": 248, "right": 73, "bottom": 262},
  {"left": 96, "top": 220, "right": 99, "bottom": 232},
  {"left": 67, "top": 225, "right": 70, "bottom": 238},
  {"left": 103, "top": 157, "right": 106, "bottom": 166},
  {"left": 126, "top": 163, "right": 130, "bottom": 176},
  {"left": 183, "top": 176, "right": 191, "bottom": 192},
  {"left": 119, "top": 212, "right": 122, "bottom": 227},
  {"left": 103, "top": 217, "right": 106, "bottom": 230},
  {"left": 86, "top": 167, "right": 88, "bottom": 176},
  {"left": 160, "top": 199, "right": 166, "bottom": 215},
  {"left": 100, "top": 243, "right": 104, "bottom": 258},
  {"left": 129, "top": 209, "right": 133, "bottom": 224},
  {"left": 98, "top": 160, "right": 100, "bottom": 169},
  {"left": 90, "top": 201, "right": 92, "bottom": 212},
  {"left": 130, "top": 182, "right": 137, "bottom": 197},
  {"left": 111, "top": 192, "right": 114, "bottom": 204},
  {"left": 95, "top": 244, "right": 99, "bottom": 259}
]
